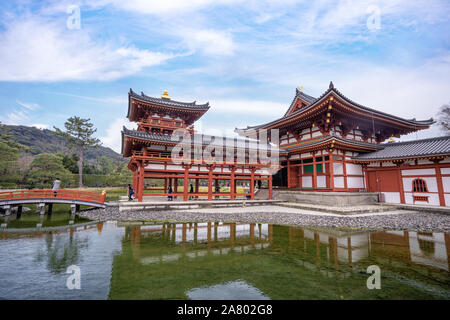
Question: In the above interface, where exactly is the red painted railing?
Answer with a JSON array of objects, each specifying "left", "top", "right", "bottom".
[{"left": 0, "top": 189, "right": 107, "bottom": 204}]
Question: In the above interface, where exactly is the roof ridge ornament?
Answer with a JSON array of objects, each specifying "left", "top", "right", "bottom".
[
  {"left": 161, "top": 90, "right": 171, "bottom": 99},
  {"left": 329, "top": 81, "right": 334, "bottom": 89}
]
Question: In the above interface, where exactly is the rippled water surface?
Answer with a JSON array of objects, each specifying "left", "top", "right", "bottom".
[{"left": 0, "top": 213, "right": 449, "bottom": 299}]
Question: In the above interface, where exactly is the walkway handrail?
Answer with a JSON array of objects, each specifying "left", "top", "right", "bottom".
[{"left": 0, "top": 189, "right": 107, "bottom": 204}]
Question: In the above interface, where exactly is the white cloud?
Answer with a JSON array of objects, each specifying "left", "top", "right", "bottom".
[
  {"left": 31, "top": 124, "right": 49, "bottom": 130},
  {"left": 16, "top": 100, "right": 41, "bottom": 110},
  {"left": 182, "top": 29, "right": 235, "bottom": 56},
  {"left": 210, "top": 99, "right": 284, "bottom": 117},
  {"left": 0, "top": 110, "right": 29, "bottom": 126},
  {"left": 100, "top": 118, "right": 137, "bottom": 153},
  {"left": 0, "top": 17, "right": 175, "bottom": 81}
]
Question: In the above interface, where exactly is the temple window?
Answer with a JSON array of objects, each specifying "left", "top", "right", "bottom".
[{"left": 412, "top": 179, "right": 428, "bottom": 193}]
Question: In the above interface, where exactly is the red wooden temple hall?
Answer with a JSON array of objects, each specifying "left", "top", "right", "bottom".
[
  {"left": 121, "top": 89, "right": 279, "bottom": 202},
  {"left": 236, "top": 81, "right": 450, "bottom": 207}
]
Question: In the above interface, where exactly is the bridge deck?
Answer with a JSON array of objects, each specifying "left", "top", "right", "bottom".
[{"left": 0, "top": 189, "right": 106, "bottom": 208}]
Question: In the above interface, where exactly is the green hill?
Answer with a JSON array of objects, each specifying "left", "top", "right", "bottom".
[{"left": 4, "top": 124, "right": 123, "bottom": 162}]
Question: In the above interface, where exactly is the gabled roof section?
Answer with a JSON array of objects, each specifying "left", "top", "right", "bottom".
[
  {"left": 353, "top": 135, "right": 450, "bottom": 162},
  {"left": 235, "top": 81, "right": 434, "bottom": 134},
  {"left": 283, "top": 87, "right": 317, "bottom": 117}
]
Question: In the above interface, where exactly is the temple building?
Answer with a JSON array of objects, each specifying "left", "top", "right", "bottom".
[
  {"left": 236, "top": 82, "right": 450, "bottom": 207},
  {"left": 121, "top": 89, "right": 277, "bottom": 202}
]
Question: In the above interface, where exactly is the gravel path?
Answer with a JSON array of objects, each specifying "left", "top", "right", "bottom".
[{"left": 78, "top": 205, "right": 450, "bottom": 232}]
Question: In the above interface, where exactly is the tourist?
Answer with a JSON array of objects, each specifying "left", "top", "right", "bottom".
[
  {"left": 189, "top": 183, "right": 194, "bottom": 200},
  {"left": 168, "top": 186, "right": 173, "bottom": 201},
  {"left": 52, "top": 178, "right": 61, "bottom": 197},
  {"left": 127, "top": 184, "right": 135, "bottom": 201}
]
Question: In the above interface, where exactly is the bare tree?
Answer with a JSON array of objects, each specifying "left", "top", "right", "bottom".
[{"left": 436, "top": 103, "right": 450, "bottom": 134}]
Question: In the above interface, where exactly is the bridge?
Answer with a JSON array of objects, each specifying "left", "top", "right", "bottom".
[{"left": 0, "top": 189, "right": 107, "bottom": 215}]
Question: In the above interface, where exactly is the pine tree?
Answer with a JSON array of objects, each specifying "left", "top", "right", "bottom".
[{"left": 54, "top": 117, "right": 100, "bottom": 187}]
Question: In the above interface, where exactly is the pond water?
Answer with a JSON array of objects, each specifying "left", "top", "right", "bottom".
[{"left": 0, "top": 213, "right": 449, "bottom": 300}]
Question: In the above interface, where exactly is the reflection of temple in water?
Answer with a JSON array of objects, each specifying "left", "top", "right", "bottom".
[
  {"left": 110, "top": 222, "right": 450, "bottom": 299},
  {"left": 124, "top": 222, "right": 450, "bottom": 272}
]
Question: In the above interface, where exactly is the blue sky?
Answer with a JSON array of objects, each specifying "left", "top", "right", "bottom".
[{"left": 0, "top": 0, "right": 449, "bottom": 153}]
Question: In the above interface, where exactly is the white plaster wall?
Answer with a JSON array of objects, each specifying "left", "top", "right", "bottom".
[
  {"left": 346, "top": 163, "right": 362, "bottom": 175},
  {"left": 146, "top": 164, "right": 165, "bottom": 170},
  {"left": 301, "top": 128, "right": 310, "bottom": 135},
  {"left": 418, "top": 159, "right": 433, "bottom": 165},
  {"left": 317, "top": 176, "right": 326, "bottom": 188},
  {"left": 333, "top": 162, "right": 344, "bottom": 175},
  {"left": 404, "top": 193, "right": 440, "bottom": 205},
  {"left": 368, "top": 163, "right": 379, "bottom": 167},
  {"left": 443, "top": 177, "right": 450, "bottom": 192},
  {"left": 382, "top": 192, "right": 401, "bottom": 204},
  {"left": 445, "top": 194, "right": 450, "bottom": 207},
  {"left": 402, "top": 168, "right": 435, "bottom": 176},
  {"left": 301, "top": 134, "right": 311, "bottom": 140},
  {"left": 334, "top": 176, "right": 345, "bottom": 188},
  {"left": 402, "top": 177, "right": 438, "bottom": 192},
  {"left": 440, "top": 158, "right": 450, "bottom": 163},
  {"left": 149, "top": 145, "right": 166, "bottom": 150},
  {"left": 302, "top": 176, "right": 313, "bottom": 187},
  {"left": 312, "top": 131, "right": 322, "bottom": 138},
  {"left": 381, "top": 162, "right": 396, "bottom": 167},
  {"left": 166, "top": 165, "right": 183, "bottom": 171},
  {"left": 290, "top": 154, "right": 300, "bottom": 160},
  {"left": 347, "top": 176, "right": 364, "bottom": 189},
  {"left": 301, "top": 153, "right": 312, "bottom": 158},
  {"left": 440, "top": 168, "right": 450, "bottom": 174}
]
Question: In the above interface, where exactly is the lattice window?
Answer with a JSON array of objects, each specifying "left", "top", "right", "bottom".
[{"left": 412, "top": 179, "right": 428, "bottom": 193}]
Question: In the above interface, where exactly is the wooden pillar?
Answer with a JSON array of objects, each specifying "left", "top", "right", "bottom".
[
  {"left": 397, "top": 164, "right": 405, "bottom": 204},
  {"left": 287, "top": 159, "right": 291, "bottom": 188},
  {"left": 250, "top": 168, "right": 255, "bottom": 200},
  {"left": 195, "top": 177, "right": 199, "bottom": 199},
  {"left": 164, "top": 178, "right": 168, "bottom": 193},
  {"left": 268, "top": 174, "right": 273, "bottom": 199},
  {"left": 435, "top": 163, "right": 446, "bottom": 206},
  {"left": 174, "top": 178, "right": 178, "bottom": 199},
  {"left": 343, "top": 155, "right": 348, "bottom": 190},
  {"left": 183, "top": 166, "right": 189, "bottom": 201},
  {"left": 138, "top": 161, "right": 144, "bottom": 202},
  {"left": 132, "top": 170, "right": 138, "bottom": 193},
  {"left": 328, "top": 150, "right": 334, "bottom": 190},
  {"left": 230, "top": 167, "right": 236, "bottom": 200},
  {"left": 312, "top": 152, "right": 317, "bottom": 189},
  {"left": 208, "top": 166, "right": 213, "bottom": 201}
]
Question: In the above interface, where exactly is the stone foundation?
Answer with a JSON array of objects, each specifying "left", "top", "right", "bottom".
[{"left": 274, "top": 190, "right": 379, "bottom": 206}]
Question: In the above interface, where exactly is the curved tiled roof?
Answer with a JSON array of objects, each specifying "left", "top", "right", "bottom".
[
  {"left": 129, "top": 89, "right": 210, "bottom": 111},
  {"left": 235, "top": 81, "right": 434, "bottom": 133},
  {"left": 121, "top": 127, "right": 278, "bottom": 155},
  {"left": 281, "top": 133, "right": 383, "bottom": 152},
  {"left": 353, "top": 135, "right": 450, "bottom": 161}
]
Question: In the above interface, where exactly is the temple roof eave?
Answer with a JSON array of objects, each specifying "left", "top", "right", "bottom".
[
  {"left": 127, "top": 89, "right": 210, "bottom": 119},
  {"left": 352, "top": 135, "right": 450, "bottom": 162},
  {"left": 281, "top": 135, "right": 383, "bottom": 153},
  {"left": 235, "top": 84, "right": 434, "bottom": 134}
]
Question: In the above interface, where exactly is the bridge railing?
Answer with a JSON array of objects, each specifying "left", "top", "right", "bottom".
[{"left": 0, "top": 189, "right": 107, "bottom": 204}]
